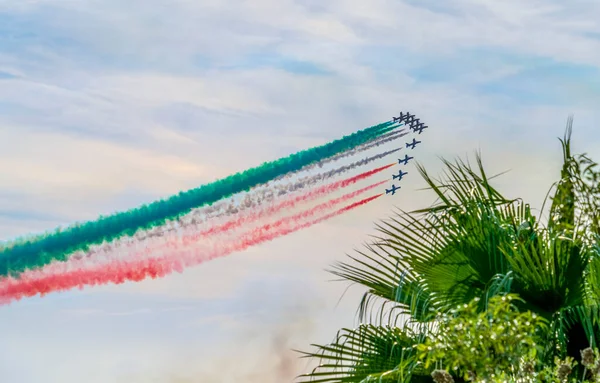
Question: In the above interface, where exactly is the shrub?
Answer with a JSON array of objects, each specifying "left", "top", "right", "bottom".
[{"left": 417, "top": 294, "right": 547, "bottom": 382}]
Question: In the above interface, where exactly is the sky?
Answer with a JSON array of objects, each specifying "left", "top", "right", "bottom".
[{"left": 2, "top": 0, "right": 600, "bottom": 382}]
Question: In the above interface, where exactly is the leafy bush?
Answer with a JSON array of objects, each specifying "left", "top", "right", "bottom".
[
  {"left": 298, "top": 120, "right": 600, "bottom": 383},
  {"left": 414, "top": 294, "right": 600, "bottom": 383},
  {"left": 417, "top": 294, "right": 547, "bottom": 382}
]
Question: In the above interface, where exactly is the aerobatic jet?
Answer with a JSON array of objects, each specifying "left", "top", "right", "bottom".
[
  {"left": 403, "top": 112, "right": 416, "bottom": 123},
  {"left": 392, "top": 112, "right": 413, "bottom": 123},
  {"left": 392, "top": 169, "right": 408, "bottom": 181},
  {"left": 413, "top": 124, "right": 428, "bottom": 134},
  {"left": 398, "top": 154, "right": 414, "bottom": 165},
  {"left": 406, "top": 138, "right": 422, "bottom": 150},
  {"left": 385, "top": 184, "right": 401, "bottom": 195},
  {"left": 410, "top": 118, "right": 420, "bottom": 125}
]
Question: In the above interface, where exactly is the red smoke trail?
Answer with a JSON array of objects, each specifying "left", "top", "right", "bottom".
[
  {"left": 91, "top": 180, "right": 385, "bottom": 264},
  {"left": 183, "top": 163, "right": 393, "bottom": 237},
  {"left": 180, "top": 180, "right": 386, "bottom": 246},
  {"left": 0, "top": 191, "right": 383, "bottom": 304},
  {"left": 78, "top": 163, "right": 393, "bottom": 262}
]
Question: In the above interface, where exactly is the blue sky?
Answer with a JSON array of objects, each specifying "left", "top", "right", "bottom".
[{"left": 2, "top": 0, "right": 600, "bottom": 382}]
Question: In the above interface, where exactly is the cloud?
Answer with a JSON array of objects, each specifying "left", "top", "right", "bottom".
[
  {"left": 2, "top": 0, "right": 600, "bottom": 382},
  {"left": 0, "top": 123, "right": 236, "bottom": 240}
]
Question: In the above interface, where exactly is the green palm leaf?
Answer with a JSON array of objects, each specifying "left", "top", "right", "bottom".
[
  {"left": 299, "top": 117, "right": 600, "bottom": 381},
  {"left": 296, "top": 325, "right": 426, "bottom": 383}
]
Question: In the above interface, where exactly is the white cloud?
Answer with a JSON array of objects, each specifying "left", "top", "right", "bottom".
[{"left": 2, "top": 0, "right": 600, "bottom": 381}]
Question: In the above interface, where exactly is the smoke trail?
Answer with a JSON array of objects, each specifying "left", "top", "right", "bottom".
[
  {"left": 316, "top": 130, "right": 408, "bottom": 169},
  {"left": 194, "top": 148, "right": 400, "bottom": 223},
  {"left": 0, "top": 121, "right": 395, "bottom": 277},
  {"left": 78, "top": 164, "right": 393, "bottom": 261},
  {"left": 336, "top": 123, "right": 405, "bottom": 151},
  {"left": 271, "top": 128, "right": 406, "bottom": 182},
  {"left": 357, "top": 130, "right": 407, "bottom": 152},
  {"left": 160, "top": 155, "right": 397, "bottom": 231},
  {"left": 371, "top": 127, "right": 407, "bottom": 141},
  {"left": 76, "top": 181, "right": 384, "bottom": 270},
  {"left": 38, "top": 157, "right": 396, "bottom": 266},
  {"left": 0, "top": 191, "right": 382, "bottom": 304},
  {"left": 117, "top": 147, "right": 400, "bottom": 245},
  {"left": 67, "top": 181, "right": 383, "bottom": 268},
  {"left": 305, "top": 131, "right": 407, "bottom": 171}
]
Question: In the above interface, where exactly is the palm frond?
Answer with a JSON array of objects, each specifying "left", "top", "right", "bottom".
[
  {"left": 330, "top": 152, "right": 540, "bottom": 325},
  {"left": 329, "top": 241, "right": 435, "bottom": 324},
  {"left": 303, "top": 115, "right": 600, "bottom": 380},
  {"left": 500, "top": 229, "right": 589, "bottom": 319},
  {"left": 296, "top": 325, "right": 427, "bottom": 383}
]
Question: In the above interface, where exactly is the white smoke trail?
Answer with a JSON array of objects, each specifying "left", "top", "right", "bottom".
[
  {"left": 309, "top": 130, "right": 407, "bottom": 170},
  {"left": 64, "top": 148, "right": 399, "bottom": 263},
  {"left": 191, "top": 131, "right": 407, "bottom": 222},
  {"left": 271, "top": 129, "right": 407, "bottom": 182},
  {"left": 189, "top": 147, "right": 401, "bottom": 222},
  {"left": 42, "top": 178, "right": 385, "bottom": 273}
]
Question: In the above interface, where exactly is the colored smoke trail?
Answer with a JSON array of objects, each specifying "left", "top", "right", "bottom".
[
  {"left": 272, "top": 128, "right": 406, "bottom": 182},
  {"left": 0, "top": 191, "right": 383, "bottom": 304},
  {"left": 46, "top": 155, "right": 397, "bottom": 265},
  {"left": 78, "top": 164, "right": 393, "bottom": 260},
  {"left": 196, "top": 148, "right": 401, "bottom": 222},
  {"left": 0, "top": 121, "right": 395, "bottom": 277},
  {"left": 360, "top": 130, "right": 408, "bottom": 151},
  {"left": 88, "top": 181, "right": 385, "bottom": 267},
  {"left": 370, "top": 128, "right": 407, "bottom": 142},
  {"left": 182, "top": 182, "right": 385, "bottom": 244},
  {"left": 307, "top": 131, "right": 408, "bottom": 170}
]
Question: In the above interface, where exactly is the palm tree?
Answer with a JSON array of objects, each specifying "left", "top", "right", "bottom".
[{"left": 297, "top": 117, "right": 600, "bottom": 382}]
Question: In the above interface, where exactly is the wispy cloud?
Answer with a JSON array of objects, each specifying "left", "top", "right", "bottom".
[{"left": 2, "top": 0, "right": 600, "bottom": 382}]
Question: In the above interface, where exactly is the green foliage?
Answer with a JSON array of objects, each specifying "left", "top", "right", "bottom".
[
  {"left": 298, "top": 117, "right": 600, "bottom": 383},
  {"left": 296, "top": 325, "right": 428, "bottom": 383},
  {"left": 529, "top": 349, "right": 600, "bottom": 383},
  {"left": 417, "top": 294, "right": 547, "bottom": 382}
]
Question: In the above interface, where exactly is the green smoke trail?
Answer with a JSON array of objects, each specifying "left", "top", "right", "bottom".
[{"left": 0, "top": 120, "right": 397, "bottom": 277}]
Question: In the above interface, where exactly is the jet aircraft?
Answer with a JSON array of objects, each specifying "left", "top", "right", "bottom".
[
  {"left": 392, "top": 169, "right": 408, "bottom": 181},
  {"left": 410, "top": 118, "right": 420, "bottom": 125},
  {"left": 392, "top": 112, "right": 415, "bottom": 123},
  {"left": 403, "top": 112, "right": 416, "bottom": 123},
  {"left": 386, "top": 184, "right": 401, "bottom": 195},
  {"left": 398, "top": 154, "right": 414, "bottom": 165},
  {"left": 406, "top": 138, "right": 422, "bottom": 150},
  {"left": 413, "top": 123, "right": 428, "bottom": 134}
]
